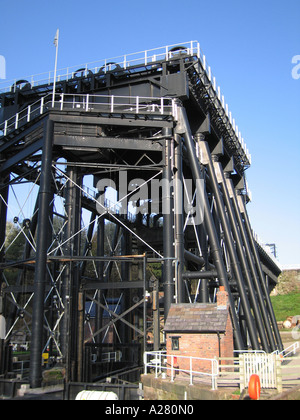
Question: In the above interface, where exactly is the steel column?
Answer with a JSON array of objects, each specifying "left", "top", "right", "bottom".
[
  {"left": 162, "top": 128, "right": 175, "bottom": 320},
  {"left": 29, "top": 119, "right": 54, "bottom": 389},
  {"left": 174, "top": 133, "right": 185, "bottom": 303},
  {"left": 201, "top": 141, "right": 260, "bottom": 350},
  {"left": 178, "top": 106, "right": 244, "bottom": 350},
  {"left": 95, "top": 216, "right": 105, "bottom": 345},
  {"left": 60, "top": 167, "right": 82, "bottom": 381},
  {"left": 238, "top": 194, "right": 284, "bottom": 352},
  {"left": 213, "top": 161, "right": 270, "bottom": 351},
  {"left": 0, "top": 178, "right": 9, "bottom": 270},
  {"left": 0, "top": 178, "right": 8, "bottom": 372},
  {"left": 152, "top": 275, "right": 160, "bottom": 351},
  {"left": 225, "top": 174, "right": 276, "bottom": 352}
]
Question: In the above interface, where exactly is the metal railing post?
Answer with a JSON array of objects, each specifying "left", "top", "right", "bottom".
[
  {"left": 110, "top": 95, "right": 114, "bottom": 113},
  {"left": 171, "top": 355, "right": 174, "bottom": 382},
  {"left": 197, "top": 42, "right": 200, "bottom": 60},
  {"left": 239, "top": 354, "right": 245, "bottom": 392},
  {"left": 40, "top": 97, "right": 44, "bottom": 114},
  {"left": 15, "top": 113, "right": 19, "bottom": 130},
  {"left": 27, "top": 105, "right": 31, "bottom": 123},
  {"left": 60, "top": 93, "right": 64, "bottom": 111},
  {"left": 144, "top": 352, "right": 148, "bottom": 375},
  {"left": 276, "top": 354, "right": 283, "bottom": 393}
]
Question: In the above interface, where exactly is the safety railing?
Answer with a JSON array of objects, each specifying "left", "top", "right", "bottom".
[
  {"left": 144, "top": 346, "right": 300, "bottom": 394},
  {"left": 144, "top": 351, "right": 219, "bottom": 390},
  {"left": 279, "top": 341, "right": 299, "bottom": 358},
  {"left": 0, "top": 93, "right": 177, "bottom": 138},
  {"left": 0, "top": 40, "right": 251, "bottom": 166},
  {"left": 0, "top": 41, "right": 200, "bottom": 94},
  {"left": 280, "top": 355, "right": 300, "bottom": 389},
  {"left": 91, "top": 350, "right": 122, "bottom": 363}
]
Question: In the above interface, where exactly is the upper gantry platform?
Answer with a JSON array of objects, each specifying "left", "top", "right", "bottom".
[{"left": 0, "top": 41, "right": 251, "bottom": 172}]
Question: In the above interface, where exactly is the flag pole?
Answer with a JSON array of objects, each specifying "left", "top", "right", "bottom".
[{"left": 52, "top": 29, "right": 59, "bottom": 107}]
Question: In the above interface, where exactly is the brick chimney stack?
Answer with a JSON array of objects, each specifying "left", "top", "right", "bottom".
[{"left": 217, "top": 286, "right": 229, "bottom": 309}]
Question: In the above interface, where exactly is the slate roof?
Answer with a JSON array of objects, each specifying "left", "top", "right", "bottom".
[{"left": 164, "top": 303, "right": 228, "bottom": 333}]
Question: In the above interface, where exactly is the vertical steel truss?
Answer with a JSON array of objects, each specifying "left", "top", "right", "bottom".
[{"left": 0, "top": 46, "right": 283, "bottom": 389}]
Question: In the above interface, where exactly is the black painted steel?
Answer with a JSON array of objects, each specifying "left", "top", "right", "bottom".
[
  {"left": 178, "top": 106, "right": 245, "bottom": 350},
  {"left": 225, "top": 174, "right": 277, "bottom": 352},
  {"left": 202, "top": 141, "right": 260, "bottom": 350},
  {"left": 162, "top": 128, "right": 175, "bottom": 320},
  {"left": 29, "top": 119, "right": 54, "bottom": 388},
  {"left": 0, "top": 44, "right": 283, "bottom": 392},
  {"left": 238, "top": 196, "right": 284, "bottom": 352}
]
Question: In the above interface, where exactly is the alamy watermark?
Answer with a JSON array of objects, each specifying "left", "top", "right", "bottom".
[
  {"left": 0, "top": 55, "right": 6, "bottom": 79},
  {"left": 95, "top": 171, "right": 205, "bottom": 226},
  {"left": 292, "top": 55, "right": 300, "bottom": 80}
]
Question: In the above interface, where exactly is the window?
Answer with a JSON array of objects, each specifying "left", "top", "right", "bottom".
[{"left": 171, "top": 337, "right": 180, "bottom": 351}]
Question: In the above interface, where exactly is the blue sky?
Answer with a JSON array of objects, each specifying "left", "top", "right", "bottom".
[{"left": 1, "top": 0, "right": 299, "bottom": 266}]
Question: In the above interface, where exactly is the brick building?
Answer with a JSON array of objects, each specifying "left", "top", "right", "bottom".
[{"left": 164, "top": 287, "right": 234, "bottom": 374}]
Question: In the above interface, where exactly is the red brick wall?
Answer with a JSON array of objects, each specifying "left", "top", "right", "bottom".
[
  {"left": 220, "top": 312, "right": 234, "bottom": 360},
  {"left": 166, "top": 314, "right": 234, "bottom": 376},
  {"left": 166, "top": 333, "right": 218, "bottom": 374}
]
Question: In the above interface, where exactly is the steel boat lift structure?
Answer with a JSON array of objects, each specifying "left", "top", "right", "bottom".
[{"left": 0, "top": 41, "right": 282, "bottom": 390}]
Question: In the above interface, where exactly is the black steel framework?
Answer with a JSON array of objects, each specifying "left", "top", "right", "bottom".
[{"left": 0, "top": 41, "right": 283, "bottom": 390}]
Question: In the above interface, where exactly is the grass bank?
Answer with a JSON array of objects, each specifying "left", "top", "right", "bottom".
[{"left": 270, "top": 293, "right": 300, "bottom": 321}]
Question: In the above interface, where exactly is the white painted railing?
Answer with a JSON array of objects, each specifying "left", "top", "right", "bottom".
[
  {"left": 0, "top": 40, "right": 251, "bottom": 165},
  {"left": 0, "top": 41, "right": 199, "bottom": 94},
  {"left": 240, "top": 353, "right": 279, "bottom": 391},
  {"left": 144, "top": 351, "right": 219, "bottom": 390},
  {"left": 0, "top": 93, "right": 177, "bottom": 138},
  {"left": 279, "top": 341, "right": 299, "bottom": 358},
  {"left": 91, "top": 350, "right": 122, "bottom": 363}
]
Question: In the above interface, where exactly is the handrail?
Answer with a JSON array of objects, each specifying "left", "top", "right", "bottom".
[
  {"left": 0, "top": 93, "right": 177, "bottom": 138},
  {"left": 144, "top": 350, "right": 219, "bottom": 390},
  {"left": 278, "top": 341, "right": 299, "bottom": 358},
  {"left": 0, "top": 40, "right": 251, "bottom": 166},
  {"left": 0, "top": 41, "right": 199, "bottom": 94}
]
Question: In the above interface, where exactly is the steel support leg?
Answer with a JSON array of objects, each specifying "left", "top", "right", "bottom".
[
  {"left": 201, "top": 142, "right": 260, "bottom": 350},
  {"left": 95, "top": 216, "right": 105, "bottom": 345},
  {"left": 174, "top": 133, "right": 185, "bottom": 303},
  {"left": 163, "top": 128, "right": 175, "bottom": 320},
  {"left": 178, "top": 106, "right": 244, "bottom": 350},
  {"left": 0, "top": 178, "right": 8, "bottom": 371},
  {"left": 238, "top": 194, "right": 284, "bottom": 352},
  {"left": 213, "top": 161, "right": 270, "bottom": 351},
  {"left": 0, "top": 178, "right": 8, "bottom": 271},
  {"left": 152, "top": 276, "right": 160, "bottom": 351},
  {"left": 60, "top": 167, "right": 81, "bottom": 381},
  {"left": 29, "top": 119, "right": 54, "bottom": 388},
  {"left": 225, "top": 175, "right": 276, "bottom": 352}
]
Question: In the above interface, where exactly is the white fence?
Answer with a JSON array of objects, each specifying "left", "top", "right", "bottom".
[
  {"left": 0, "top": 39, "right": 251, "bottom": 165},
  {"left": 144, "top": 343, "right": 300, "bottom": 393},
  {"left": 240, "top": 353, "right": 279, "bottom": 392},
  {"left": 0, "top": 41, "right": 200, "bottom": 94},
  {"left": 144, "top": 351, "right": 219, "bottom": 390},
  {"left": 0, "top": 93, "right": 177, "bottom": 138}
]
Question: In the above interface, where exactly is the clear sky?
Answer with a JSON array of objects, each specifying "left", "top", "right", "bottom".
[{"left": 0, "top": 0, "right": 299, "bottom": 267}]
